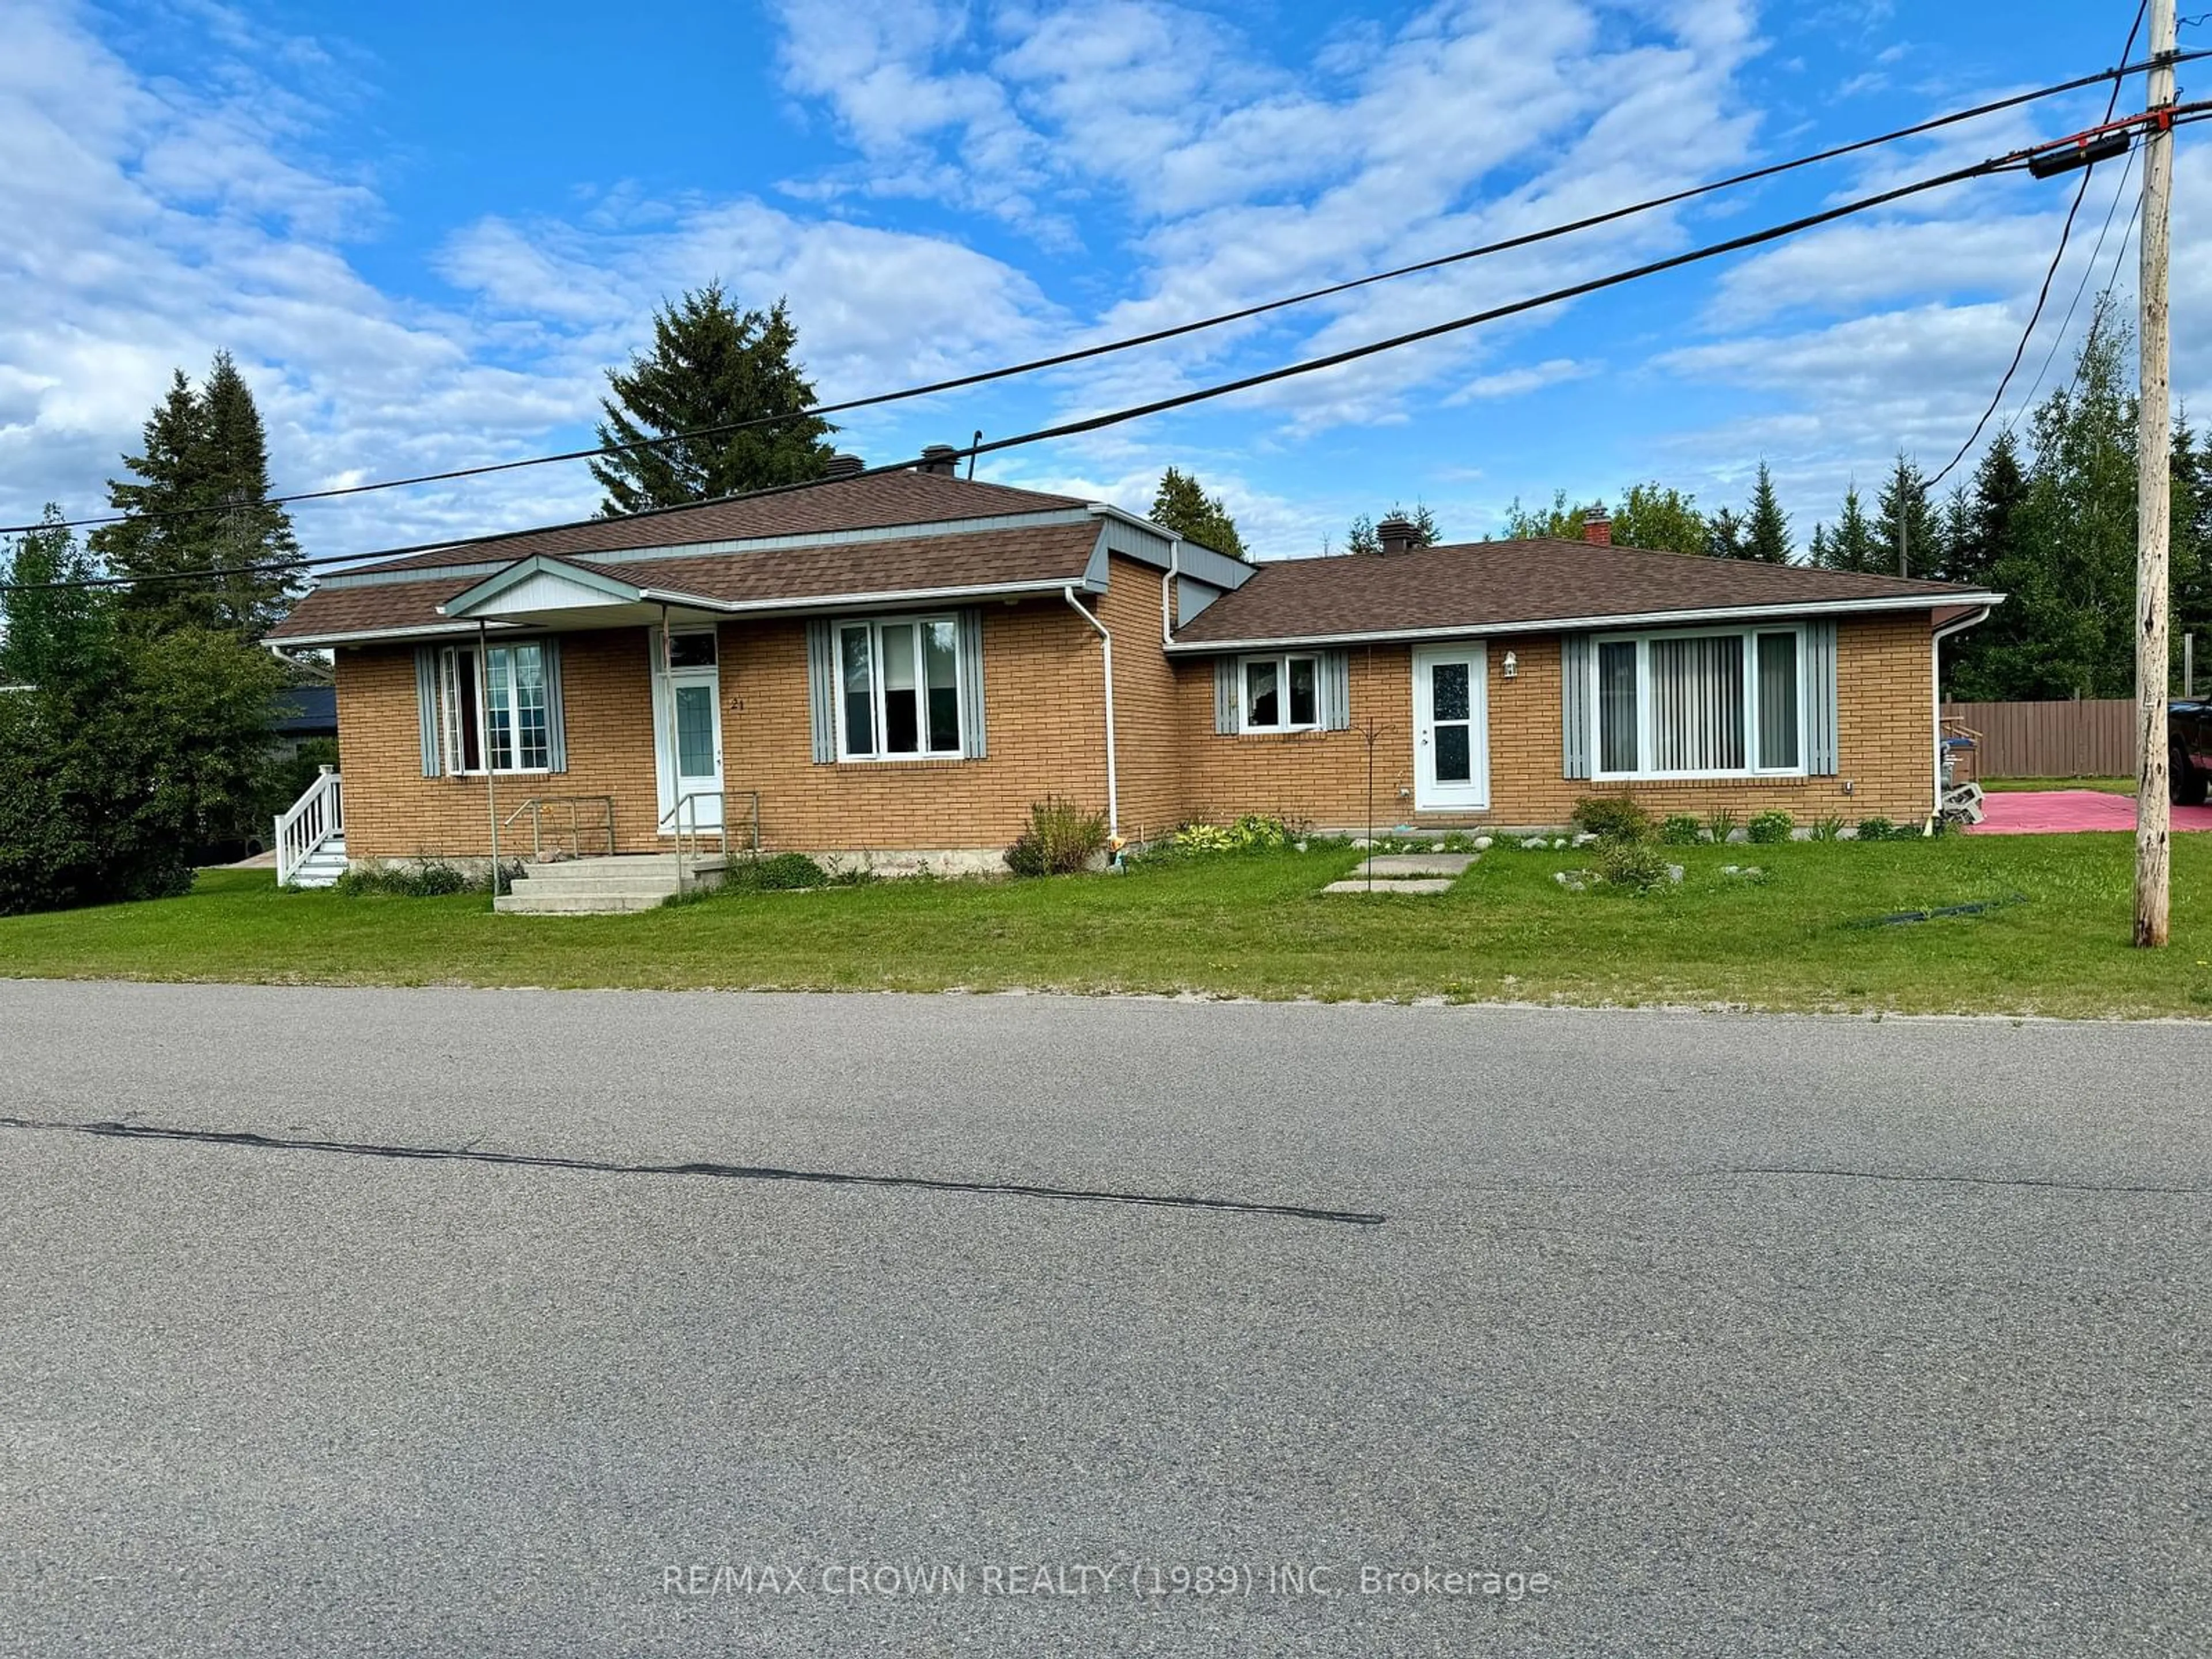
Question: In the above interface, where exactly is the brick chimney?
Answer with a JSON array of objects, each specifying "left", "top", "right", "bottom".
[
  {"left": 824, "top": 452, "right": 864, "bottom": 479},
  {"left": 1376, "top": 514, "right": 1418, "bottom": 555},
  {"left": 916, "top": 444, "right": 961, "bottom": 476},
  {"left": 1582, "top": 505, "right": 1612, "bottom": 546}
]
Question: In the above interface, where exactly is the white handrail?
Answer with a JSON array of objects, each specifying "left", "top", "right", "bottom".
[
  {"left": 275, "top": 766, "right": 343, "bottom": 887},
  {"left": 658, "top": 789, "right": 727, "bottom": 895}
]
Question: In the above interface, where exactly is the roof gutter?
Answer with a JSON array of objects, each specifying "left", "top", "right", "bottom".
[
  {"left": 1164, "top": 591, "right": 2009, "bottom": 654},
  {"left": 1063, "top": 585, "right": 1119, "bottom": 847}
]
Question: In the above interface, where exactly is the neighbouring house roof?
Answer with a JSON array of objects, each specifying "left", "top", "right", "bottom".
[
  {"left": 1166, "top": 537, "right": 2000, "bottom": 650},
  {"left": 264, "top": 471, "right": 1226, "bottom": 647},
  {"left": 268, "top": 684, "right": 338, "bottom": 734}
]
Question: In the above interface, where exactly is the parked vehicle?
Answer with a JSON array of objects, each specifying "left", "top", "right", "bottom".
[{"left": 2169, "top": 700, "right": 2212, "bottom": 804}]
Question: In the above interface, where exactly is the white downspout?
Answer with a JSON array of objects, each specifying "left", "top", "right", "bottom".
[
  {"left": 1930, "top": 605, "right": 1992, "bottom": 832},
  {"left": 1161, "top": 539, "right": 1180, "bottom": 647},
  {"left": 1065, "top": 585, "right": 1119, "bottom": 844}
]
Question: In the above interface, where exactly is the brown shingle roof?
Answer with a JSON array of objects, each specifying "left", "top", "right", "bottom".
[
  {"left": 267, "top": 575, "right": 480, "bottom": 640},
  {"left": 1172, "top": 538, "right": 1988, "bottom": 646},
  {"left": 266, "top": 523, "right": 1103, "bottom": 641},
  {"left": 577, "top": 523, "right": 1100, "bottom": 605},
  {"left": 347, "top": 471, "right": 1087, "bottom": 575}
]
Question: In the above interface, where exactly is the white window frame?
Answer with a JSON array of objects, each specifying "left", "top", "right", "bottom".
[
  {"left": 1590, "top": 624, "right": 1808, "bottom": 782},
  {"left": 437, "top": 641, "right": 552, "bottom": 777},
  {"left": 832, "top": 614, "right": 969, "bottom": 763},
  {"left": 1238, "top": 652, "right": 1322, "bottom": 734}
]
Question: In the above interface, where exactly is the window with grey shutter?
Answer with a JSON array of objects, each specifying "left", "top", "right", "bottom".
[
  {"left": 1319, "top": 650, "right": 1350, "bottom": 730},
  {"left": 958, "top": 608, "right": 987, "bottom": 759},
  {"left": 542, "top": 637, "right": 568, "bottom": 772},
  {"left": 1804, "top": 619, "right": 1839, "bottom": 774},
  {"left": 1560, "top": 633, "right": 1592, "bottom": 779},
  {"left": 1213, "top": 657, "right": 1238, "bottom": 734},
  {"left": 805, "top": 618, "right": 836, "bottom": 763},
  {"left": 414, "top": 646, "right": 440, "bottom": 777}
]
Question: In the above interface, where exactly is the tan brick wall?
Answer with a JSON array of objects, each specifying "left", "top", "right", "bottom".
[
  {"left": 335, "top": 584, "right": 1940, "bottom": 858},
  {"left": 335, "top": 630, "right": 663, "bottom": 861},
  {"left": 336, "top": 593, "right": 1123, "bottom": 861},
  {"left": 1175, "top": 616, "right": 1938, "bottom": 831}
]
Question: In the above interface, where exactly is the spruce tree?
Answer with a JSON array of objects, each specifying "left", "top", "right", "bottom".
[
  {"left": 592, "top": 286, "right": 834, "bottom": 514},
  {"left": 88, "top": 354, "right": 302, "bottom": 639},
  {"left": 1826, "top": 485, "right": 1880, "bottom": 573},
  {"left": 1876, "top": 450, "right": 1937, "bottom": 578},
  {"left": 1705, "top": 505, "right": 1747, "bottom": 560},
  {"left": 1149, "top": 467, "right": 1248, "bottom": 559},
  {"left": 1744, "top": 461, "right": 1791, "bottom": 563}
]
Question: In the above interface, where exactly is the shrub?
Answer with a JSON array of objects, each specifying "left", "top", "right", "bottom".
[
  {"left": 1703, "top": 807, "right": 1741, "bottom": 846},
  {"left": 1855, "top": 816, "right": 1899, "bottom": 843},
  {"left": 1657, "top": 813, "right": 1703, "bottom": 846},
  {"left": 1596, "top": 838, "right": 1670, "bottom": 892},
  {"left": 1006, "top": 796, "right": 1108, "bottom": 876},
  {"left": 733, "top": 852, "right": 828, "bottom": 891},
  {"left": 1809, "top": 815, "right": 1846, "bottom": 842},
  {"left": 1747, "top": 809, "right": 1794, "bottom": 844},
  {"left": 334, "top": 857, "right": 479, "bottom": 897},
  {"left": 1571, "top": 794, "right": 1653, "bottom": 842},
  {"left": 1167, "top": 813, "right": 1298, "bottom": 855}
]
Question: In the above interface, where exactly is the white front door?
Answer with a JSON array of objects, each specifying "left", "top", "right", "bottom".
[
  {"left": 652, "top": 628, "right": 724, "bottom": 831},
  {"left": 1412, "top": 643, "right": 1489, "bottom": 810}
]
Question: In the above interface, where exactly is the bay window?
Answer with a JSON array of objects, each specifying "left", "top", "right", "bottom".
[
  {"left": 438, "top": 641, "right": 550, "bottom": 774},
  {"left": 1592, "top": 626, "right": 1804, "bottom": 780},
  {"left": 1241, "top": 653, "right": 1320, "bottom": 732},
  {"left": 835, "top": 616, "right": 966, "bottom": 760}
]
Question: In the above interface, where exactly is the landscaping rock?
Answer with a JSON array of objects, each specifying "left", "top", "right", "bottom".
[
  {"left": 1572, "top": 831, "right": 1598, "bottom": 847},
  {"left": 1666, "top": 864, "right": 1685, "bottom": 884},
  {"left": 1552, "top": 837, "right": 1569, "bottom": 849},
  {"left": 1522, "top": 836, "right": 1550, "bottom": 850},
  {"left": 1473, "top": 835, "right": 1494, "bottom": 851}
]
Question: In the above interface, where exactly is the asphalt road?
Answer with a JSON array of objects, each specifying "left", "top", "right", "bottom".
[{"left": 0, "top": 982, "right": 2205, "bottom": 1657}]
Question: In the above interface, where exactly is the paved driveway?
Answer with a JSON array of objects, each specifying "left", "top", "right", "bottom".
[
  {"left": 1968, "top": 786, "right": 2212, "bottom": 832},
  {"left": 0, "top": 983, "right": 2205, "bottom": 1657}
]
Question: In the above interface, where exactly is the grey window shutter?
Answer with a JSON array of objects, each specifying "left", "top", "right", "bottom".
[
  {"left": 1213, "top": 657, "right": 1239, "bottom": 734},
  {"left": 1319, "top": 649, "right": 1350, "bottom": 730},
  {"left": 542, "top": 637, "right": 567, "bottom": 773},
  {"left": 1560, "top": 633, "right": 1592, "bottom": 779},
  {"left": 805, "top": 619, "right": 837, "bottom": 764},
  {"left": 1805, "top": 619, "right": 1839, "bottom": 774},
  {"left": 958, "top": 608, "right": 987, "bottom": 759},
  {"left": 414, "top": 646, "right": 441, "bottom": 777}
]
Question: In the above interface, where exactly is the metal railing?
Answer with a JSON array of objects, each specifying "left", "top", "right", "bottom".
[
  {"left": 502, "top": 794, "right": 618, "bottom": 861},
  {"left": 658, "top": 789, "right": 760, "bottom": 893},
  {"left": 274, "top": 766, "right": 342, "bottom": 887}
]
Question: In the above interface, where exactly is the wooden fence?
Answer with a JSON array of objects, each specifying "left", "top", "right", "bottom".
[{"left": 1941, "top": 699, "right": 2136, "bottom": 778}]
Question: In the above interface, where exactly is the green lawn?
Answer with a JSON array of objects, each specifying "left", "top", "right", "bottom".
[{"left": 6, "top": 837, "right": 2212, "bottom": 1017}]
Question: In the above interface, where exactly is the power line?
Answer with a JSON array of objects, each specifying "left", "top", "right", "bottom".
[
  {"left": 8, "top": 141, "right": 2082, "bottom": 596},
  {"left": 17, "top": 100, "right": 2209, "bottom": 599},
  {"left": 1927, "top": 1, "right": 2147, "bottom": 489},
  {"left": 5, "top": 48, "right": 2202, "bottom": 541},
  {"left": 2004, "top": 142, "right": 2141, "bottom": 433}
]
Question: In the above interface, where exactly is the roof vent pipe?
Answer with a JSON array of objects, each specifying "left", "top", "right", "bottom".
[
  {"left": 823, "top": 453, "right": 865, "bottom": 479},
  {"left": 1376, "top": 514, "right": 1418, "bottom": 555},
  {"left": 917, "top": 444, "right": 961, "bottom": 476}
]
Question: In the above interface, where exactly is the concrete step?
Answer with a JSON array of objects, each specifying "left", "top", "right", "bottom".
[
  {"left": 515, "top": 856, "right": 722, "bottom": 885},
  {"left": 495, "top": 888, "right": 672, "bottom": 915}
]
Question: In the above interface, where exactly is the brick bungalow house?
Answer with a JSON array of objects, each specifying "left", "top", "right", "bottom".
[{"left": 265, "top": 451, "right": 1999, "bottom": 891}]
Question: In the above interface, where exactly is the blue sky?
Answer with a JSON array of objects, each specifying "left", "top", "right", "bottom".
[{"left": 3, "top": 0, "right": 2203, "bottom": 562}]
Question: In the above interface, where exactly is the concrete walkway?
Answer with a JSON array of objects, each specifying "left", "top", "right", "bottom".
[{"left": 1322, "top": 851, "right": 1476, "bottom": 895}]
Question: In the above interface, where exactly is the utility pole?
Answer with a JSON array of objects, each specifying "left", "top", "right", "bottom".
[{"left": 2137, "top": 0, "right": 2177, "bottom": 948}]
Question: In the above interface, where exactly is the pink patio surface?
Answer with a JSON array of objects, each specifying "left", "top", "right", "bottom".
[{"left": 1967, "top": 788, "right": 2212, "bottom": 834}]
